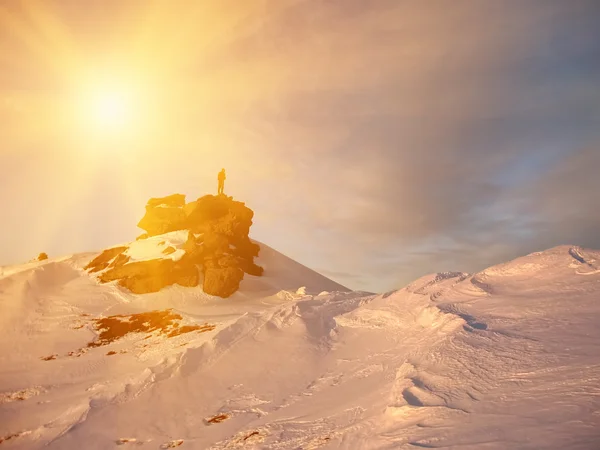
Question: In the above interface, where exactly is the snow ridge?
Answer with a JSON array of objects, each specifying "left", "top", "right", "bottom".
[{"left": 1, "top": 246, "right": 600, "bottom": 449}]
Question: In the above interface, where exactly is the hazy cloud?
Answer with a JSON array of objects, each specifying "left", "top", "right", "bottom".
[{"left": 1, "top": 0, "right": 599, "bottom": 292}]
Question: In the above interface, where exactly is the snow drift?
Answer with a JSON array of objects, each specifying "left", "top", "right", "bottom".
[{"left": 1, "top": 245, "right": 599, "bottom": 449}]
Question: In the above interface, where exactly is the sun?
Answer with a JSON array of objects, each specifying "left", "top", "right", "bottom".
[
  {"left": 90, "top": 89, "right": 131, "bottom": 130},
  {"left": 72, "top": 73, "right": 144, "bottom": 141}
]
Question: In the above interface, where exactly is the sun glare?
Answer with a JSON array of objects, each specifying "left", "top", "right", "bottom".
[
  {"left": 90, "top": 89, "right": 131, "bottom": 130},
  {"left": 72, "top": 73, "right": 146, "bottom": 142}
]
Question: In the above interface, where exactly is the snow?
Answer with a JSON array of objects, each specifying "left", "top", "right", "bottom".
[
  {"left": 123, "top": 230, "right": 190, "bottom": 263},
  {"left": 1, "top": 244, "right": 600, "bottom": 449},
  {"left": 296, "top": 286, "right": 307, "bottom": 295}
]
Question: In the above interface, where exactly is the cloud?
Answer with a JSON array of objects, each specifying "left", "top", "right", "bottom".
[
  {"left": 1, "top": 0, "right": 599, "bottom": 292},
  {"left": 515, "top": 146, "right": 600, "bottom": 247},
  {"left": 227, "top": 0, "right": 600, "bottom": 290}
]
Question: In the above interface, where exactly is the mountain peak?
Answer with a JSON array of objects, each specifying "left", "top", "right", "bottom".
[
  {"left": 86, "top": 193, "right": 264, "bottom": 297},
  {"left": 477, "top": 245, "right": 600, "bottom": 280}
]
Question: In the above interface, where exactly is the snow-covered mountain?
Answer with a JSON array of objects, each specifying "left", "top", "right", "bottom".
[{"left": 1, "top": 244, "right": 599, "bottom": 449}]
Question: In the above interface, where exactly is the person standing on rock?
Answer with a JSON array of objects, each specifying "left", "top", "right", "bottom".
[{"left": 217, "top": 168, "right": 226, "bottom": 195}]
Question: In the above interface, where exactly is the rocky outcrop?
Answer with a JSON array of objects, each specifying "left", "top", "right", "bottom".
[
  {"left": 87, "top": 247, "right": 128, "bottom": 273},
  {"left": 203, "top": 262, "right": 244, "bottom": 298},
  {"left": 147, "top": 194, "right": 185, "bottom": 208},
  {"left": 36, "top": 252, "right": 48, "bottom": 261},
  {"left": 86, "top": 194, "right": 263, "bottom": 297},
  {"left": 185, "top": 195, "right": 264, "bottom": 296},
  {"left": 137, "top": 194, "right": 188, "bottom": 237},
  {"left": 85, "top": 239, "right": 200, "bottom": 295}
]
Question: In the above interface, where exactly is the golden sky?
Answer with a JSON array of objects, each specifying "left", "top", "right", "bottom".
[{"left": 1, "top": 0, "right": 600, "bottom": 292}]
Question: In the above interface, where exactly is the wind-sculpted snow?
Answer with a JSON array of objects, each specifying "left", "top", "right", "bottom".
[{"left": 1, "top": 246, "right": 600, "bottom": 448}]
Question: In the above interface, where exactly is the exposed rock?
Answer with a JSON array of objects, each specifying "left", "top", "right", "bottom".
[
  {"left": 203, "top": 232, "right": 229, "bottom": 255},
  {"left": 181, "top": 233, "right": 204, "bottom": 264},
  {"left": 109, "top": 253, "right": 130, "bottom": 269},
  {"left": 87, "top": 193, "right": 263, "bottom": 297},
  {"left": 36, "top": 252, "right": 48, "bottom": 261},
  {"left": 163, "top": 246, "right": 176, "bottom": 255},
  {"left": 137, "top": 194, "right": 191, "bottom": 237},
  {"left": 187, "top": 195, "right": 263, "bottom": 293},
  {"left": 99, "top": 258, "right": 200, "bottom": 294},
  {"left": 137, "top": 203, "right": 187, "bottom": 237},
  {"left": 85, "top": 247, "right": 128, "bottom": 273},
  {"left": 186, "top": 195, "right": 230, "bottom": 227},
  {"left": 203, "top": 266, "right": 244, "bottom": 298},
  {"left": 146, "top": 193, "right": 186, "bottom": 208},
  {"left": 241, "top": 260, "right": 264, "bottom": 277},
  {"left": 99, "top": 258, "right": 170, "bottom": 283},
  {"left": 171, "top": 257, "right": 202, "bottom": 288},
  {"left": 232, "top": 236, "right": 260, "bottom": 258}
]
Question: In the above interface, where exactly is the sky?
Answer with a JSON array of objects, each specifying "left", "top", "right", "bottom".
[{"left": 1, "top": 0, "right": 599, "bottom": 293}]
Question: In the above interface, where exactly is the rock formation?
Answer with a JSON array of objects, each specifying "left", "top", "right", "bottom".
[
  {"left": 85, "top": 194, "right": 263, "bottom": 297},
  {"left": 136, "top": 193, "right": 187, "bottom": 237}
]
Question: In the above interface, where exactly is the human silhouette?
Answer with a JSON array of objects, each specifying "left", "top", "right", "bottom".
[{"left": 217, "top": 168, "right": 226, "bottom": 195}]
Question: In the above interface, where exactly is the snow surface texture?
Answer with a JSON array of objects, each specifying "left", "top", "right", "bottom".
[
  {"left": 123, "top": 230, "right": 191, "bottom": 263},
  {"left": 1, "top": 244, "right": 600, "bottom": 449}
]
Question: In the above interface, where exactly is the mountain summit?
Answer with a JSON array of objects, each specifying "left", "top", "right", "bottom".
[{"left": 85, "top": 193, "right": 266, "bottom": 298}]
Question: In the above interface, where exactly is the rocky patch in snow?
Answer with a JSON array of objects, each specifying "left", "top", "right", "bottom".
[
  {"left": 85, "top": 194, "right": 263, "bottom": 297},
  {"left": 87, "top": 310, "right": 215, "bottom": 347}
]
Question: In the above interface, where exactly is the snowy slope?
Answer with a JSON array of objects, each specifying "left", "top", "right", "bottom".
[{"left": 1, "top": 245, "right": 600, "bottom": 449}]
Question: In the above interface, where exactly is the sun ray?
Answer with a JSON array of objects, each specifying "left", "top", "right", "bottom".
[
  {"left": 0, "top": 82, "right": 79, "bottom": 146},
  {"left": 18, "top": 0, "right": 80, "bottom": 79},
  {"left": 127, "top": 1, "right": 271, "bottom": 78},
  {"left": 0, "top": 1, "right": 294, "bottom": 162},
  {"left": 0, "top": 5, "right": 49, "bottom": 64},
  {"left": 0, "top": 2, "right": 80, "bottom": 81}
]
